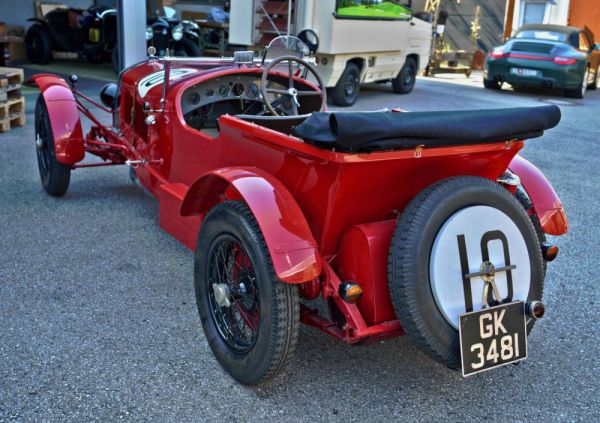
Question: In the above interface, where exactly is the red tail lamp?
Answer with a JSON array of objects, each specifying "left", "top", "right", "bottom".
[
  {"left": 553, "top": 56, "right": 577, "bottom": 65},
  {"left": 541, "top": 243, "right": 559, "bottom": 261}
]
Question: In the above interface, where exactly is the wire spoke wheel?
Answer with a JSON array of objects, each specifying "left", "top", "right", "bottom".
[
  {"left": 34, "top": 105, "right": 50, "bottom": 183},
  {"left": 34, "top": 95, "right": 71, "bottom": 196},
  {"left": 207, "top": 235, "right": 260, "bottom": 354},
  {"left": 195, "top": 201, "right": 299, "bottom": 384}
]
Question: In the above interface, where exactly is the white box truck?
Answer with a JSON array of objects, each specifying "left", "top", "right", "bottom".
[{"left": 230, "top": 0, "right": 432, "bottom": 106}]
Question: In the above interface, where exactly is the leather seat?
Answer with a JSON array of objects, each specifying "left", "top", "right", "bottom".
[{"left": 235, "top": 114, "right": 310, "bottom": 135}]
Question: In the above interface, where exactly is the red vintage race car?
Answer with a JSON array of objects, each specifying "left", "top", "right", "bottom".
[{"left": 29, "top": 37, "right": 568, "bottom": 384}]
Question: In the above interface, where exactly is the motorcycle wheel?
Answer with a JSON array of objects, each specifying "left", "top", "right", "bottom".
[{"left": 25, "top": 24, "right": 53, "bottom": 65}]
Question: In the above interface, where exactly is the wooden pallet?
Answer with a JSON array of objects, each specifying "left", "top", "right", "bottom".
[
  {"left": 0, "top": 84, "right": 21, "bottom": 103},
  {"left": 0, "top": 66, "right": 24, "bottom": 87},
  {"left": 0, "top": 96, "right": 25, "bottom": 133},
  {"left": 0, "top": 114, "right": 26, "bottom": 133}
]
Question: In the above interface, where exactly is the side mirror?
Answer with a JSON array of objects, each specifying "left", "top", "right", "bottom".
[
  {"left": 593, "top": 43, "right": 600, "bottom": 51},
  {"left": 100, "top": 83, "right": 118, "bottom": 109},
  {"left": 298, "top": 29, "right": 319, "bottom": 55}
]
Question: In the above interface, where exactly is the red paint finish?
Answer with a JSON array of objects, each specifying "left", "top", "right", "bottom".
[
  {"left": 336, "top": 220, "right": 397, "bottom": 326},
  {"left": 29, "top": 75, "right": 84, "bottom": 164},
  {"left": 509, "top": 155, "right": 569, "bottom": 236},
  {"left": 29, "top": 58, "right": 568, "bottom": 345},
  {"left": 181, "top": 167, "right": 322, "bottom": 284},
  {"left": 158, "top": 182, "right": 201, "bottom": 250},
  {"left": 302, "top": 261, "right": 404, "bottom": 344}
]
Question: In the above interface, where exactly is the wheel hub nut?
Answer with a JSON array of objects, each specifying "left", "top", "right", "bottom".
[{"left": 213, "top": 283, "right": 231, "bottom": 307}]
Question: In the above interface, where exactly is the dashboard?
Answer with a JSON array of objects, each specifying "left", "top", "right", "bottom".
[
  {"left": 181, "top": 75, "right": 287, "bottom": 116},
  {"left": 180, "top": 72, "right": 322, "bottom": 135}
]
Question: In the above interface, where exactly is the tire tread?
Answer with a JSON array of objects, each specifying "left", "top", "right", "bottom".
[{"left": 198, "top": 201, "right": 299, "bottom": 384}]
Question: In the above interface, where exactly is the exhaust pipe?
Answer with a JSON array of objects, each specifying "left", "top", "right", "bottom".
[
  {"left": 542, "top": 80, "right": 554, "bottom": 89},
  {"left": 526, "top": 301, "right": 545, "bottom": 320}
]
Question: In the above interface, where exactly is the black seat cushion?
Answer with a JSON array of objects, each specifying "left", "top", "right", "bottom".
[
  {"left": 235, "top": 114, "right": 310, "bottom": 134},
  {"left": 292, "top": 106, "right": 561, "bottom": 152}
]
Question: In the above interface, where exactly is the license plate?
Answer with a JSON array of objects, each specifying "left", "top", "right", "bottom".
[
  {"left": 459, "top": 301, "right": 527, "bottom": 377},
  {"left": 89, "top": 28, "right": 101, "bottom": 43},
  {"left": 510, "top": 67, "right": 541, "bottom": 77}
]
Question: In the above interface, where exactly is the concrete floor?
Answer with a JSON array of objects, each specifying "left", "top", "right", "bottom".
[{"left": 0, "top": 63, "right": 599, "bottom": 422}]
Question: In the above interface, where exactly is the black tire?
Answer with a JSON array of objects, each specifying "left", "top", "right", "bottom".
[
  {"left": 194, "top": 201, "right": 300, "bottom": 385},
  {"left": 332, "top": 62, "right": 361, "bottom": 107},
  {"left": 174, "top": 38, "right": 200, "bottom": 57},
  {"left": 388, "top": 177, "right": 544, "bottom": 369},
  {"left": 25, "top": 24, "right": 53, "bottom": 65},
  {"left": 111, "top": 46, "right": 120, "bottom": 75},
  {"left": 392, "top": 57, "right": 417, "bottom": 94},
  {"left": 483, "top": 78, "right": 501, "bottom": 90},
  {"left": 35, "top": 95, "right": 71, "bottom": 196},
  {"left": 588, "top": 66, "right": 598, "bottom": 90},
  {"left": 515, "top": 187, "right": 547, "bottom": 277},
  {"left": 565, "top": 66, "right": 588, "bottom": 98}
]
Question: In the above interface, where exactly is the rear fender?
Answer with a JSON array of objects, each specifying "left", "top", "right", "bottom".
[
  {"left": 28, "top": 74, "right": 84, "bottom": 164},
  {"left": 181, "top": 167, "right": 322, "bottom": 283},
  {"left": 509, "top": 155, "right": 568, "bottom": 236}
]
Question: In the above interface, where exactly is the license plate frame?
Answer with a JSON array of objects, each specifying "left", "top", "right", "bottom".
[
  {"left": 459, "top": 301, "right": 528, "bottom": 377},
  {"left": 510, "top": 67, "right": 541, "bottom": 78}
]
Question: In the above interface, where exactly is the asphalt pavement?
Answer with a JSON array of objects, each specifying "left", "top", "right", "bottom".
[{"left": 0, "top": 68, "right": 598, "bottom": 422}]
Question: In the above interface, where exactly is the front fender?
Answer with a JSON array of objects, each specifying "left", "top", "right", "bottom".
[
  {"left": 509, "top": 155, "right": 568, "bottom": 236},
  {"left": 181, "top": 167, "right": 322, "bottom": 283},
  {"left": 28, "top": 74, "right": 84, "bottom": 165}
]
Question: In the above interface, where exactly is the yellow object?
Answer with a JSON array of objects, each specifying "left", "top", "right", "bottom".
[{"left": 89, "top": 28, "right": 101, "bottom": 43}]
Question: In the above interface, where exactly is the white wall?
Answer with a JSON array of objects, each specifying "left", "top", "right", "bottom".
[
  {"left": 508, "top": 0, "right": 571, "bottom": 35},
  {"left": 0, "top": 0, "right": 94, "bottom": 29}
]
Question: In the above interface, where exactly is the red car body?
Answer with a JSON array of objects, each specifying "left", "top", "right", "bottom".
[{"left": 29, "top": 57, "right": 568, "bottom": 347}]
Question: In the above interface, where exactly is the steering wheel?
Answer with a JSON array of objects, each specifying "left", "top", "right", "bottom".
[{"left": 260, "top": 55, "right": 326, "bottom": 116}]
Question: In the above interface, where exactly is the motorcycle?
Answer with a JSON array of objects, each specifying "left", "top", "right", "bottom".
[
  {"left": 26, "top": 6, "right": 117, "bottom": 66},
  {"left": 146, "top": 7, "right": 200, "bottom": 58}
]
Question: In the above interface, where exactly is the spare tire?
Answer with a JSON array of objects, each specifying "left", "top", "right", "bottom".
[{"left": 388, "top": 176, "right": 544, "bottom": 369}]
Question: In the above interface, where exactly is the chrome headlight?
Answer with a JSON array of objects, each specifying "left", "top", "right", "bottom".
[
  {"left": 172, "top": 25, "right": 183, "bottom": 41},
  {"left": 145, "top": 26, "right": 153, "bottom": 41}
]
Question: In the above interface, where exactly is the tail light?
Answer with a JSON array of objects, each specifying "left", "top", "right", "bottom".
[
  {"left": 541, "top": 243, "right": 559, "bottom": 261},
  {"left": 553, "top": 56, "right": 576, "bottom": 65},
  {"left": 489, "top": 48, "right": 507, "bottom": 59},
  {"left": 338, "top": 281, "right": 363, "bottom": 304}
]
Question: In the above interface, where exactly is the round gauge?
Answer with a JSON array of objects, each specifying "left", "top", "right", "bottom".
[
  {"left": 206, "top": 88, "right": 215, "bottom": 97},
  {"left": 232, "top": 82, "right": 245, "bottom": 97},
  {"left": 187, "top": 92, "right": 201, "bottom": 106},
  {"left": 246, "top": 82, "right": 259, "bottom": 99},
  {"left": 218, "top": 84, "right": 229, "bottom": 97}
]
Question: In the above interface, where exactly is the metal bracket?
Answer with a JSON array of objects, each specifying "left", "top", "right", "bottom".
[
  {"left": 464, "top": 261, "right": 517, "bottom": 308},
  {"left": 125, "top": 159, "right": 146, "bottom": 168}
]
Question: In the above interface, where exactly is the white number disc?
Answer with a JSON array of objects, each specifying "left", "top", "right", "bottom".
[{"left": 429, "top": 206, "right": 531, "bottom": 329}]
